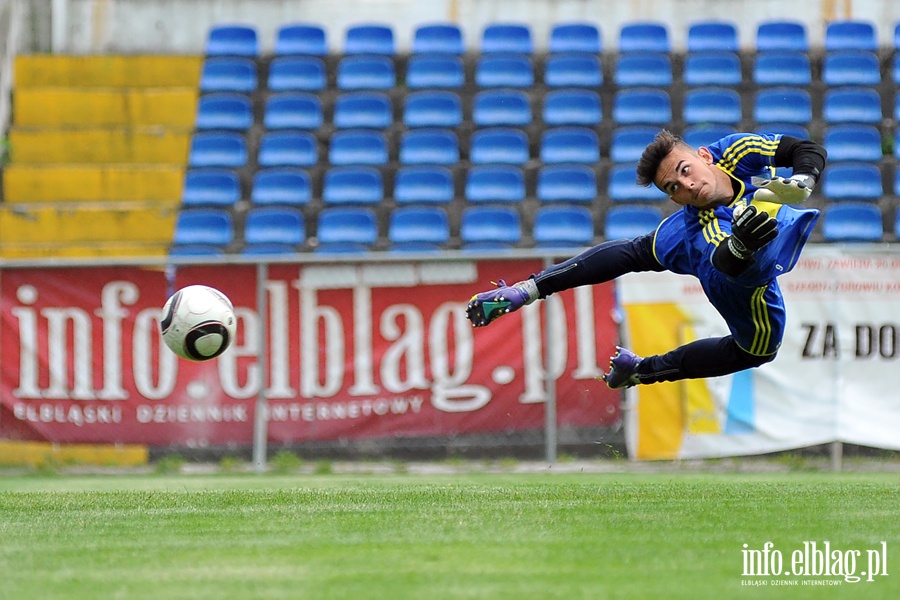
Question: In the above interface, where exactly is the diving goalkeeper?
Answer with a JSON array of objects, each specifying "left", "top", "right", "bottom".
[{"left": 466, "top": 130, "right": 827, "bottom": 389}]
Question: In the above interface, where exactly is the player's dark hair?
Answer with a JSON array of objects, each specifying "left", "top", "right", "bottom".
[{"left": 636, "top": 130, "right": 691, "bottom": 187}]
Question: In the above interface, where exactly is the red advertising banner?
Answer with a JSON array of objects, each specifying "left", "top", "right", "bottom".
[{"left": 0, "top": 260, "right": 620, "bottom": 446}]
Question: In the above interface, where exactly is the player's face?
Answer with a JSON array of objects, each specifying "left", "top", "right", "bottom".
[{"left": 654, "top": 146, "right": 730, "bottom": 209}]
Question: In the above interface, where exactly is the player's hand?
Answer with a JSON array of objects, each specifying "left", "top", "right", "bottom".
[
  {"left": 750, "top": 174, "right": 814, "bottom": 205},
  {"left": 727, "top": 204, "right": 778, "bottom": 260}
]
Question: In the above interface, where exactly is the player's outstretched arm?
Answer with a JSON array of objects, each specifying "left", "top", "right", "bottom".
[
  {"left": 711, "top": 204, "right": 778, "bottom": 276},
  {"left": 466, "top": 278, "right": 539, "bottom": 327}
]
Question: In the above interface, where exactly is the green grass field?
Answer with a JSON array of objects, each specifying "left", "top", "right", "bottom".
[{"left": 0, "top": 470, "right": 897, "bottom": 599}]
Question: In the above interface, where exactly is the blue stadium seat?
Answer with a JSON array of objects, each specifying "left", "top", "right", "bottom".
[
  {"left": 539, "top": 127, "right": 600, "bottom": 164},
  {"left": 756, "top": 21, "right": 808, "bottom": 52},
  {"left": 251, "top": 169, "right": 311, "bottom": 206},
  {"left": 896, "top": 23, "right": 900, "bottom": 51},
  {"left": 683, "top": 87, "right": 742, "bottom": 125},
  {"left": 753, "top": 87, "right": 812, "bottom": 125},
  {"left": 608, "top": 164, "right": 668, "bottom": 202},
  {"left": 896, "top": 97, "right": 900, "bottom": 123},
  {"left": 823, "top": 87, "right": 882, "bottom": 124},
  {"left": 894, "top": 55, "right": 900, "bottom": 86},
  {"left": 275, "top": 23, "right": 327, "bottom": 55},
  {"left": 388, "top": 207, "right": 450, "bottom": 246},
  {"left": 470, "top": 128, "right": 530, "bottom": 165},
  {"left": 753, "top": 124, "right": 809, "bottom": 139},
  {"left": 543, "top": 53, "right": 603, "bottom": 87},
  {"left": 406, "top": 55, "right": 465, "bottom": 89},
  {"left": 169, "top": 245, "right": 225, "bottom": 257},
  {"left": 823, "top": 202, "right": 883, "bottom": 242},
  {"left": 333, "top": 92, "right": 392, "bottom": 129},
  {"left": 465, "top": 166, "right": 526, "bottom": 203},
  {"left": 241, "top": 243, "right": 301, "bottom": 256},
  {"left": 182, "top": 169, "right": 240, "bottom": 207},
  {"left": 475, "top": 54, "right": 534, "bottom": 87},
  {"left": 399, "top": 129, "right": 460, "bottom": 165},
  {"left": 610, "top": 126, "right": 657, "bottom": 163},
  {"left": 322, "top": 167, "right": 384, "bottom": 204},
  {"left": 614, "top": 52, "right": 672, "bottom": 87},
  {"left": 336, "top": 55, "right": 396, "bottom": 90},
  {"left": 683, "top": 53, "right": 742, "bottom": 87},
  {"left": 413, "top": 23, "right": 464, "bottom": 54},
  {"left": 460, "top": 206, "right": 522, "bottom": 247},
  {"left": 263, "top": 93, "right": 322, "bottom": 130},
  {"left": 604, "top": 205, "right": 664, "bottom": 239},
  {"left": 173, "top": 209, "right": 234, "bottom": 247},
  {"left": 195, "top": 93, "right": 252, "bottom": 130},
  {"left": 895, "top": 165, "right": 900, "bottom": 194},
  {"left": 394, "top": 166, "right": 455, "bottom": 204},
  {"left": 267, "top": 56, "right": 326, "bottom": 91},
  {"left": 613, "top": 88, "right": 672, "bottom": 125},
  {"left": 822, "top": 163, "right": 883, "bottom": 201},
  {"left": 824, "top": 20, "right": 877, "bottom": 51},
  {"left": 206, "top": 24, "right": 258, "bottom": 57},
  {"left": 481, "top": 23, "right": 533, "bottom": 54},
  {"left": 473, "top": 90, "right": 532, "bottom": 127},
  {"left": 189, "top": 132, "right": 247, "bottom": 168},
  {"left": 618, "top": 22, "right": 670, "bottom": 53},
  {"left": 404, "top": 90, "right": 463, "bottom": 128},
  {"left": 328, "top": 130, "right": 388, "bottom": 166},
  {"left": 536, "top": 165, "right": 596, "bottom": 203},
  {"left": 687, "top": 21, "right": 739, "bottom": 52},
  {"left": 549, "top": 23, "right": 602, "bottom": 53},
  {"left": 316, "top": 207, "right": 378, "bottom": 246},
  {"left": 822, "top": 51, "right": 881, "bottom": 86},
  {"left": 823, "top": 125, "right": 883, "bottom": 162},
  {"left": 683, "top": 125, "right": 737, "bottom": 148},
  {"left": 533, "top": 205, "right": 594, "bottom": 247},
  {"left": 541, "top": 89, "right": 601, "bottom": 126},
  {"left": 200, "top": 58, "right": 257, "bottom": 93},
  {"left": 753, "top": 52, "right": 812, "bottom": 86},
  {"left": 257, "top": 132, "right": 317, "bottom": 167},
  {"left": 344, "top": 23, "right": 395, "bottom": 55},
  {"left": 244, "top": 207, "right": 305, "bottom": 246}
]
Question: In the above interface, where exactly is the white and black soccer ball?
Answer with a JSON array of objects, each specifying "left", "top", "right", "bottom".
[{"left": 160, "top": 285, "right": 237, "bottom": 361}]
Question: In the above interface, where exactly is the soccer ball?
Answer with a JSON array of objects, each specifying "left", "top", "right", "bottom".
[{"left": 160, "top": 285, "right": 237, "bottom": 361}]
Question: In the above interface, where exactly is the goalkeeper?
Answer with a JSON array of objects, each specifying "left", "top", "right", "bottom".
[{"left": 466, "top": 130, "right": 827, "bottom": 389}]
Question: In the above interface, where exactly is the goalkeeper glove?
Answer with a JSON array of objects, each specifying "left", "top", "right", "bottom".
[
  {"left": 750, "top": 174, "right": 815, "bottom": 204},
  {"left": 726, "top": 204, "right": 778, "bottom": 260}
]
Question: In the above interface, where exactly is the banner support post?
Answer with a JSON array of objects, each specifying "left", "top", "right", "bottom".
[{"left": 252, "top": 262, "right": 269, "bottom": 472}]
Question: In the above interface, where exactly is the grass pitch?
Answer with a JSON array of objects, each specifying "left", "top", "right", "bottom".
[{"left": 0, "top": 470, "right": 897, "bottom": 599}]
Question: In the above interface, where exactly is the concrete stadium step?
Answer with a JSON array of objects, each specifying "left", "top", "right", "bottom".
[
  {"left": 13, "top": 88, "right": 198, "bottom": 128},
  {"left": 14, "top": 55, "right": 202, "bottom": 88},
  {"left": 3, "top": 165, "right": 185, "bottom": 203},
  {"left": 9, "top": 128, "right": 191, "bottom": 164}
]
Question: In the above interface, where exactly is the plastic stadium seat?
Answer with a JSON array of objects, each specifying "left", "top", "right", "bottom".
[
  {"left": 683, "top": 125, "right": 737, "bottom": 148},
  {"left": 251, "top": 169, "right": 311, "bottom": 205},
  {"left": 822, "top": 51, "right": 881, "bottom": 87},
  {"left": 406, "top": 55, "right": 465, "bottom": 89},
  {"left": 539, "top": 127, "right": 600, "bottom": 164},
  {"left": 614, "top": 53, "right": 672, "bottom": 87},
  {"left": 328, "top": 130, "right": 388, "bottom": 165},
  {"left": 200, "top": 58, "right": 257, "bottom": 93},
  {"left": 542, "top": 89, "right": 601, "bottom": 126},
  {"left": 333, "top": 92, "right": 392, "bottom": 129},
  {"left": 544, "top": 54, "right": 603, "bottom": 87},
  {"left": 344, "top": 24, "right": 395, "bottom": 55},
  {"left": 322, "top": 167, "right": 384, "bottom": 204},
  {"left": 244, "top": 207, "right": 305, "bottom": 246},
  {"left": 241, "top": 243, "right": 301, "bottom": 256},
  {"left": 189, "top": 132, "right": 247, "bottom": 168},
  {"left": 169, "top": 245, "right": 225, "bottom": 257},
  {"left": 823, "top": 125, "right": 883, "bottom": 162},
  {"left": 399, "top": 129, "right": 460, "bottom": 165},
  {"left": 388, "top": 207, "right": 450, "bottom": 245},
  {"left": 413, "top": 23, "right": 464, "bottom": 54},
  {"left": 683, "top": 87, "right": 742, "bottom": 125},
  {"left": 608, "top": 164, "right": 668, "bottom": 202},
  {"left": 336, "top": 55, "right": 395, "bottom": 90},
  {"left": 683, "top": 53, "right": 741, "bottom": 87},
  {"left": 534, "top": 205, "right": 594, "bottom": 247},
  {"left": 475, "top": 54, "right": 534, "bottom": 87},
  {"left": 896, "top": 97, "right": 900, "bottom": 123},
  {"left": 896, "top": 23, "right": 900, "bottom": 51},
  {"left": 618, "top": 22, "right": 670, "bottom": 53},
  {"left": 470, "top": 128, "right": 530, "bottom": 165},
  {"left": 258, "top": 132, "right": 317, "bottom": 167},
  {"left": 394, "top": 166, "right": 455, "bottom": 204},
  {"left": 275, "top": 23, "right": 327, "bottom": 55},
  {"left": 823, "top": 87, "right": 882, "bottom": 124},
  {"left": 267, "top": 56, "right": 326, "bottom": 91},
  {"left": 896, "top": 129, "right": 900, "bottom": 161},
  {"left": 823, "top": 202, "right": 883, "bottom": 242},
  {"left": 263, "top": 93, "right": 322, "bottom": 130},
  {"left": 753, "top": 52, "right": 812, "bottom": 86},
  {"left": 610, "top": 127, "right": 657, "bottom": 163},
  {"left": 613, "top": 89, "right": 672, "bottom": 125},
  {"left": 687, "top": 21, "right": 739, "bottom": 52},
  {"left": 195, "top": 93, "right": 252, "bottom": 130},
  {"left": 753, "top": 88, "right": 811, "bottom": 125},
  {"left": 173, "top": 209, "right": 234, "bottom": 247},
  {"left": 756, "top": 21, "right": 808, "bottom": 52},
  {"left": 465, "top": 166, "right": 526, "bottom": 203},
  {"left": 549, "top": 23, "right": 602, "bottom": 53},
  {"left": 822, "top": 163, "right": 883, "bottom": 201},
  {"left": 460, "top": 206, "right": 522, "bottom": 246},
  {"left": 316, "top": 207, "right": 378, "bottom": 245},
  {"left": 894, "top": 55, "right": 900, "bottom": 86},
  {"left": 536, "top": 165, "right": 596, "bottom": 203},
  {"left": 824, "top": 20, "right": 877, "bottom": 51},
  {"left": 206, "top": 25, "right": 258, "bottom": 57},
  {"left": 404, "top": 91, "right": 463, "bottom": 128},
  {"left": 182, "top": 169, "right": 240, "bottom": 207},
  {"left": 481, "top": 23, "right": 533, "bottom": 54},
  {"left": 472, "top": 90, "right": 531, "bottom": 127},
  {"left": 604, "top": 205, "right": 664, "bottom": 239}
]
